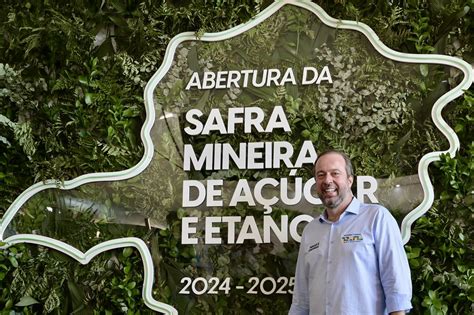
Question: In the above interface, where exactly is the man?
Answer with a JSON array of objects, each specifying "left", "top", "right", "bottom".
[{"left": 289, "top": 150, "right": 412, "bottom": 315}]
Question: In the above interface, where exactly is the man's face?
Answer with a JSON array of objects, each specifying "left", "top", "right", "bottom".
[{"left": 314, "top": 153, "right": 354, "bottom": 209}]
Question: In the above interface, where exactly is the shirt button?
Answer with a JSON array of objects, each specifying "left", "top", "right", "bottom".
[{"left": 330, "top": 241, "right": 334, "bottom": 244}]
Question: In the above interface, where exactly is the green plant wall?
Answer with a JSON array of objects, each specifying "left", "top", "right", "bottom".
[{"left": 0, "top": 0, "right": 472, "bottom": 314}]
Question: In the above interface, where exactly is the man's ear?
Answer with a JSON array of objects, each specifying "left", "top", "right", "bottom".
[{"left": 348, "top": 175, "right": 354, "bottom": 187}]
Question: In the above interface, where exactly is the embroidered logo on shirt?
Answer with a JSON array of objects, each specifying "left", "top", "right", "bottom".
[
  {"left": 308, "top": 242, "right": 319, "bottom": 252},
  {"left": 342, "top": 233, "right": 363, "bottom": 243}
]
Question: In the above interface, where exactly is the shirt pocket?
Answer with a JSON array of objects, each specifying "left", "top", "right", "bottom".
[
  {"left": 340, "top": 238, "right": 375, "bottom": 264},
  {"left": 304, "top": 243, "right": 325, "bottom": 281}
]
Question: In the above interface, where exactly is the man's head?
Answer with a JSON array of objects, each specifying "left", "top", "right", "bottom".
[{"left": 313, "top": 150, "right": 354, "bottom": 210}]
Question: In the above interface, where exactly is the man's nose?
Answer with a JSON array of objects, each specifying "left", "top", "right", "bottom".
[{"left": 321, "top": 174, "right": 333, "bottom": 184}]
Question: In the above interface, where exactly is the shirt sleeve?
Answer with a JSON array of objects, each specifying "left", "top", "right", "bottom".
[
  {"left": 374, "top": 207, "right": 413, "bottom": 313},
  {"left": 289, "top": 229, "right": 310, "bottom": 315}
]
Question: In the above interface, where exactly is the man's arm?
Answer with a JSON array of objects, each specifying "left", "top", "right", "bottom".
[{"left": 374, "top": 208, "right": 412, "bottom": 314}]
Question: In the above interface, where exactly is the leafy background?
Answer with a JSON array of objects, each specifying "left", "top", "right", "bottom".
[{"left": 0, "top": 0, "right": 472, "bottom": 314}]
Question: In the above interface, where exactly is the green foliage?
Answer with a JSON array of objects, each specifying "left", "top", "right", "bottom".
[
  {"left": 0, "top": 0, "right": 472, "bottom": 314},
  {"left": 406, "top": 91, "right": 473, "bottom": 314},
  {"left": 0, "top": 242, "right": 153, "bottom": 314}
]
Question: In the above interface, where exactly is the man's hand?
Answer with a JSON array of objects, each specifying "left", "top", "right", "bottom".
[{"left": 389, "top": 311, "right": 406, "bottom": 315}]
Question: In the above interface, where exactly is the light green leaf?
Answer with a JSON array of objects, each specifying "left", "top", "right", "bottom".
[
  {"left": 15, "top": 296, "right": 39, "bottom": 307},
  {"left": 123, "top": 247, "right": 133, "bottom": 258},
  {"left": 420, "top": 64, "right": 429, "bottom": 77},
  {"left": 8, "top": 256, "right": 18, "bottom": 268}
]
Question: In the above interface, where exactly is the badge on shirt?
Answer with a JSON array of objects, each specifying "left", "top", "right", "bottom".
[{"left": 342, "top": 233, "right": 363, "bottom": 243}]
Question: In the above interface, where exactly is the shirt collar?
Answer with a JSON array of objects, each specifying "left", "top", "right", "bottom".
[
  {"left": 345, "top": 197, "right": 360, "bottom": 215},
  {"left": 318, "top": 197, "right": 360, "bottom": 223}
]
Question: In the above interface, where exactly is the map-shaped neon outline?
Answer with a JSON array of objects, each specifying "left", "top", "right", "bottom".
[{"left": 1, "top": 1, "right": 472, "bottom": 313}]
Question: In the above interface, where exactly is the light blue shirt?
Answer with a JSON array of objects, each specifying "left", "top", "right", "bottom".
[{"left": 289, "top": 198, "right": 412, "bottom": 315}]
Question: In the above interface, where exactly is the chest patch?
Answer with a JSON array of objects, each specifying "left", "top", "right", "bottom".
[{"left": 342, "top": 233, "right": 363, "bottom": 243}]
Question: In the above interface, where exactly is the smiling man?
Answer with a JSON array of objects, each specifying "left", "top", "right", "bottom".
[{"left": 289, "top": 150, "right": 412, "bottom": 315}]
